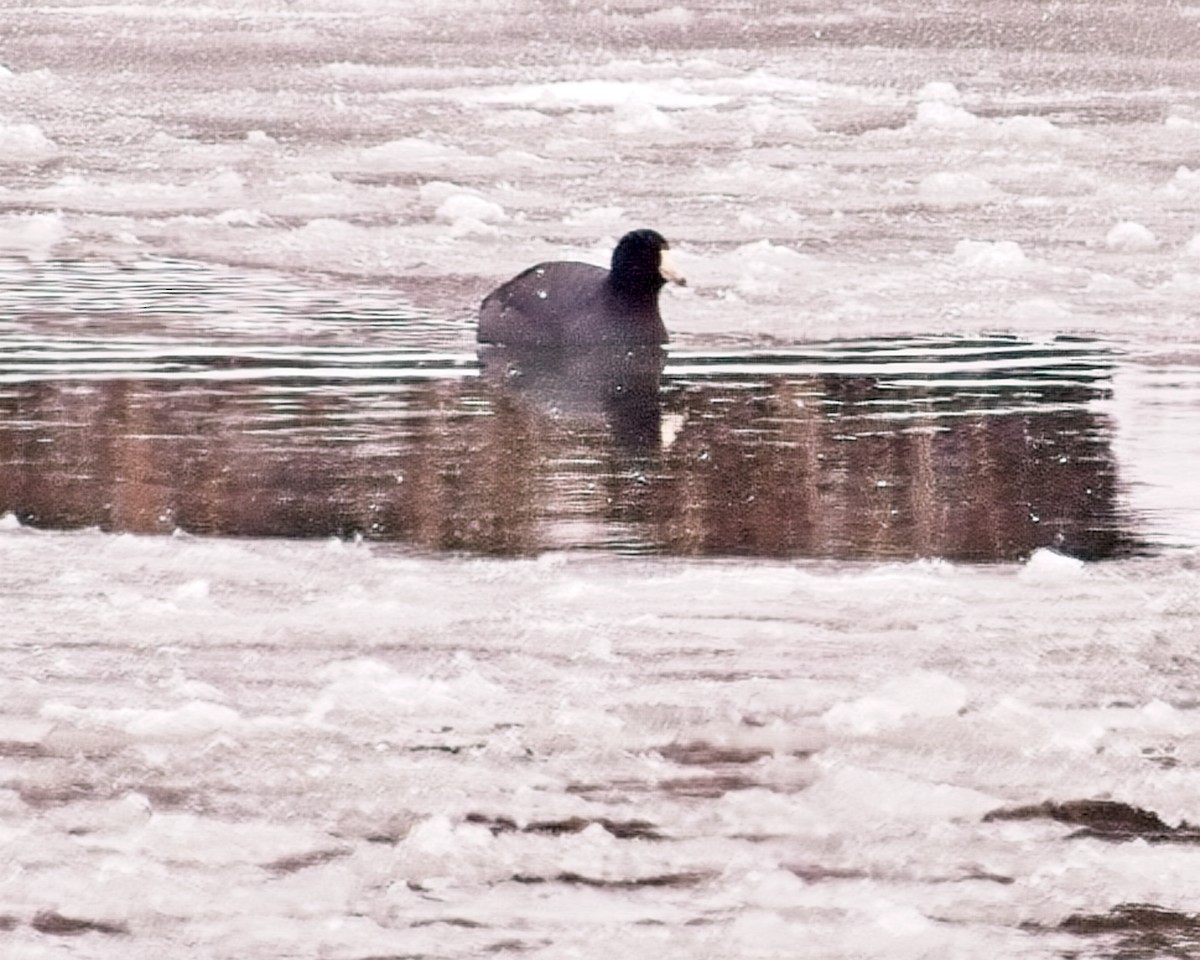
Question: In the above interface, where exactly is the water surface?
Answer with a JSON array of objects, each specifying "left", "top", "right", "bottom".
[{"left": 0, "top": 258, "right": 1151, "bottom": 562}]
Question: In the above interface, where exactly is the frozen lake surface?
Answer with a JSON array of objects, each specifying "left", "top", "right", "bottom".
[{"left": 2, "top": 1, "right": 1200, "bottom": 957}]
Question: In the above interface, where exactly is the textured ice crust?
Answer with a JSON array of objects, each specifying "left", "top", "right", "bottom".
[{"left": 2, "top": 520, "right": 1199, "bottom": 957}]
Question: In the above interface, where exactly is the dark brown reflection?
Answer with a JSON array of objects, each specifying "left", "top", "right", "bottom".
[
  {"left": 652, "top": 375, "right": 1125, "bottom": 561},
  {"left": 0, "top": 342, "right": 1133, "bottom": 561}
]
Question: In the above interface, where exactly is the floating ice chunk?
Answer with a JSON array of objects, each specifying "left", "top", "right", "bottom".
[
  {"left": 493, "top": 148, "right": 546, "bottom": 169},
  {"left": 917, "top": 81, "right": 962, "bottom": 104},
  {"left": 435, "top": 193, "right": 506, "bottom": 224},
  {"left": 740, "top": 103, "right": 819, "bottom": 139},
  {"left": 1142, "top": 699, "right": 1184, "bottom": 727},
  {"left": 1085, "top": 271, "right": 1142, "bottom": 296},
  {"left": 918, "top": 171, "right": 998, "bottom": 206},
  {"left": 0, "top": 211, "right": 67, "bottom": 260},
  {"left": 1018, "top": 547, "right": 1085, "bottom": 582},
  {"left": 952, "top": 238, "right": 1029, "bottom": 272},
  {"left": 997, "top": 114, "right": 1075, "bottom": 143},
  {"left": 42, "top": 699, "right": 241, "bottom": 740},
  {"left": 822, "top": 671, "right": 968, "bottom": 735},
  {"left": 806, "top": 764, "right": 996, "bottom": 821},
  {"left": 214, "top": 207, "right": 270, "bottom": 226},
  {"left": 734, "top": 238, "right": 807, "bottom": 265},
  {"left": 166, "top": 670, "right": 227, "bottom": 703},
  {"left": 0, "top": 121, "right": 60, "bottom": 162},
  {"left": 641, "top": 5, "right": 695, "bottom": 27},
  {"left": 731, "top": 239, "right": 810, "bottom": 298},
  {"left": 308, "top": 657, "right": 505, "bottom": 723},
  {"left": 1165, "top": 114, "right": 1200, "bottom": 130},
  {"left": 913, "top": 101, "right": 981, "bottom": 131},
  {"left": 1160, "top": 165, "right": 1200, "bottom": 198},
  {"left": 358, "top": 137, "right": 465, "bottom": 171},
  {"left": 447, "top": 216, "right": 500, "bottom": 237},
  {"left": 1186, "top": 234, "right": 1200, "bottom": 256},
  {"left": 1105, "top": 220, "right": 1159, "bottom": 252},
  {"left": 1159, "top": 271, "right": 1200, "bottom": 299},
  {"left": 873, "top": 901, "right": 937, "bottom": 938},
  {"left": 0, "top": 511, "right": 21, "bottom": 530},
  {"left": 613, "top": 98, "right": 675, "bottom": 133},
  {"left": 170, "top": 578, "right": 210, "bottom": 605},
  {"left": 418, "top": 180, "right": 469, "bottom": 206},
  {"left": 124, "top": 701, "right": 240, "bottom": 739},
  {"left": 727, "top": 868, "right": 809, "bottom": 910},
  {"left": 910, "top": 104, "right": 1077, "bottom": 145}
]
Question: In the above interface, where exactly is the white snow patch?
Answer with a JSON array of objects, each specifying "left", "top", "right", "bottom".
[
  {"left": 910, "top": 104, "right": 1079, "bottom": 144},
  {"left": 0, "top": 211, "right": 67, "bottom": 260},
  {"left": 912, "top": 100, "right": 981, "bottom": 131},
  {"left": 214, "top": 207, "right": 270, "bottom": 226},
  {"left": 641, "top": 5, "right": 695, "bottom": 27},
  {"left": 821, "top": 671, "right": 969, "bottom": 736},
  {"left": 40, "top": 699, "right": 242, "bottom": 740},
  {"left": 917, "top": 81, "right": 963, "bottom": 104},
  {"left": 805, "top": 764, "right": 997, "bottom": 821},
  {"left": 917, "top": 171, "right": 999, "bottom": 206},
  {"left": 613, "top": 99, "right": 676, "bottom": 134},
  {"left": 307, "top": 657, "right": 506, "bottom": 723},
  {"left": 356, "top": 137, "right": 467, "bottom": 172},
  {"left": 729, "top": 239, "right": 812, "bottom": 298},
  {"left": 1160, "top": 164, "right": 1200, "bottom": 198},
  {"left": 0, "top": 121, "right": 60, "bottom": 162},
  {"left": 435, "top": 193, "right": 507, "bottom": 224},
  {"left": 1106, "top": 220, "right": 1159, "bottom": 252},
  {"left": 952, "top": 238, "right": 1029, "bottom": 273},
  {"left": 1018, "top": 547, "right": 1086, "bottom": 582}
]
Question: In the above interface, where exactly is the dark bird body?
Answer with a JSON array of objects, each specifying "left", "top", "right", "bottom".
[{"left": 478, "top": 229, "right": 684, "bottom": 348}]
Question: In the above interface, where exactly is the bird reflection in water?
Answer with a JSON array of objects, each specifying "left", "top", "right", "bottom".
[
  {"left": 0, "top": 338, "right": 1136, "bottom": 561},
  {"left": 479, "top": 343, "right": 667, "bottom": 456}
]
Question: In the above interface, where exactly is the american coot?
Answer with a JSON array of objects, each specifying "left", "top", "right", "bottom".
[{"left": 477, "top": 229, "right": 685, "bottom": 347}]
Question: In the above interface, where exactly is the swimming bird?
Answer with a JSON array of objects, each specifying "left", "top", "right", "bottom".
[{"left": 477, "top": 229, "right": 685, "bottom": 347}]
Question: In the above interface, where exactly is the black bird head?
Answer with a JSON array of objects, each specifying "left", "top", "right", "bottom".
[{"left": 609, "top": 229, "right": 686, "bottom": 298}]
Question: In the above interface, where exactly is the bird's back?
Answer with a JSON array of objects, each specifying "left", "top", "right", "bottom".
[{"left": 478, "top": 261, "right": 665, "bottom": 347}]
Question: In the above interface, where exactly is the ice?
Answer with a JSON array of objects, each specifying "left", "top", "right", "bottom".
[
  {"left": 912, "top": 100, "right": 983, "bottom": 133},
  {"left": 1105, "top": 220, "right": 1160, "bottom": 252},
  {"left": 0, "top": 211, "right": 67, "bottom": 260},
  {"left": 917, "top": 171, "right": 999, "bottom": 206},
  {"left": 821, "top": 671, "right": 970, "bottom": 736},
  {"left": 4, "top": 520, "right": 1198, "bottom": 949},
  {"left": 952, "top": 238, "right": 1031, "bottom": 273},
  {"left": 306, "top": 657, "right": 507, "bottom": 723},
  {"left": 0, "top": 121, "right": 59, "bottom": 163},
  {"left": 2, "top": 1, "right": 1200, "bottom": 956},
  {"left": 1019, "top": 548, "right": 1087, "bottom": 583},
  {"left": 40, "top": 700, "right": 242, "bottom": 740},
  {"left": 917, "top": 81, "right": 962, "bottom": 104}
]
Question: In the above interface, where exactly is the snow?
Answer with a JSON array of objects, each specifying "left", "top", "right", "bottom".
[{"left": 1, "top": 0, "right": 1200, "bottom": 956}]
